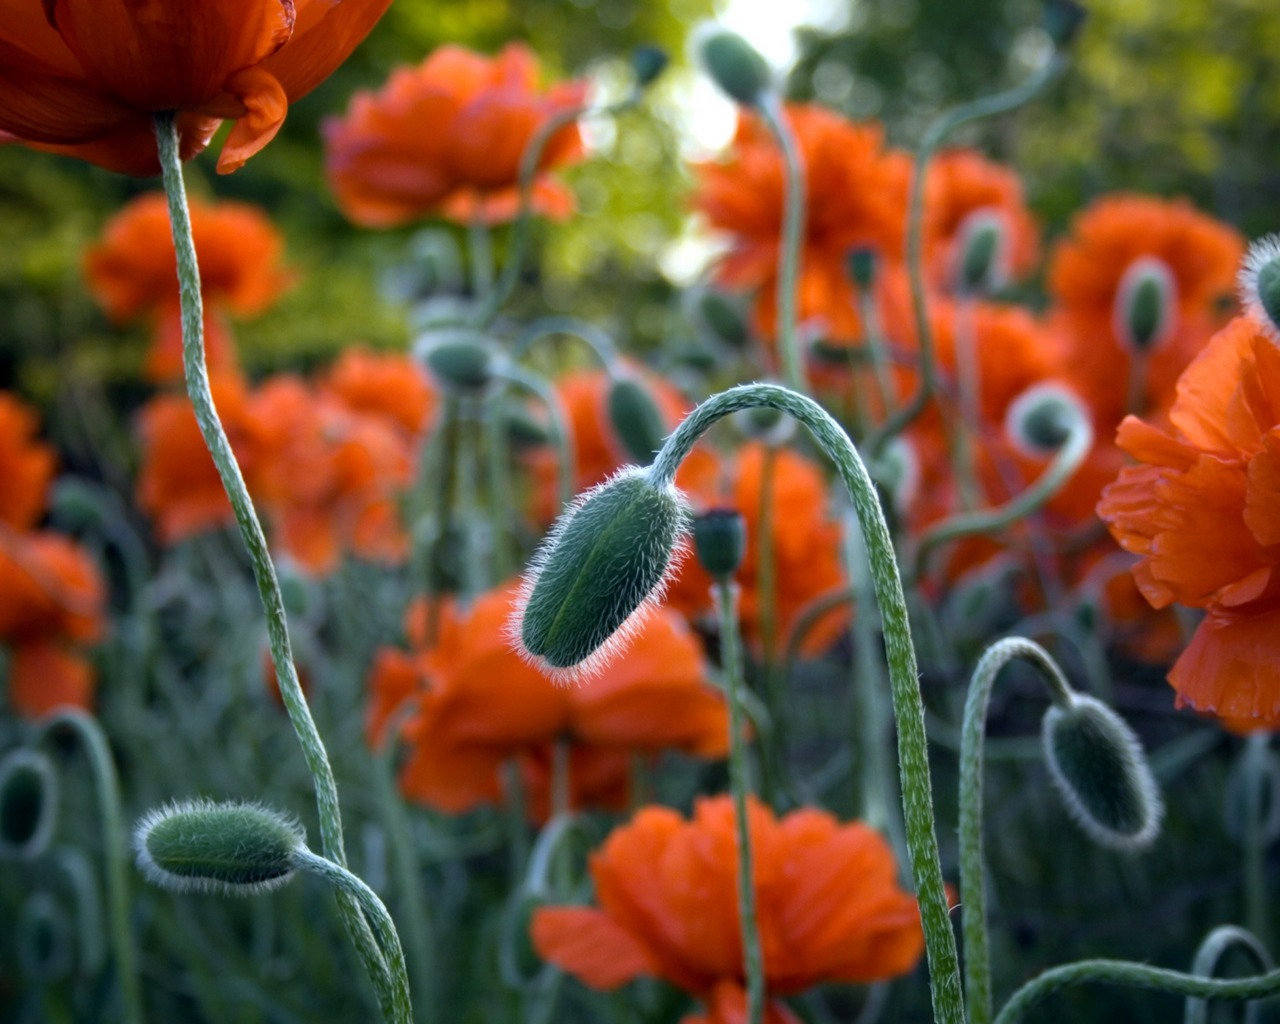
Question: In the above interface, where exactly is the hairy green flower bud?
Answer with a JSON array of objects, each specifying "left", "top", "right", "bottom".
[
  {"left": 0, "top": 749, "right": 58, "bottom": 860},
  {"left": 846, "top": 246, "right": 878, "bottom": 291},
  {"left": 513, "top": 468, "right": 690, "bottom": 680},
  {"left": 1113, "top": 256, "right": 1176, "bottom": 352},
  {"left": 693, "top": 288, "right": 751, "bottom": 349},
  {"left": 954, "top": 209, "right": 1008, "bottom": 296},
  {"left": 1041, "top": 693, "right": 1163, "bottom": 851},
  {"left": 631, "top": 45, "right": 669, "bottom": 88},
  {"left": 1240, "top": 235, "right": 1280, "bottom": 340},
  {"left": 607, "top": 375, "right": 667, "bottom": 465},
  {"left": 694, "top": 26, "right": 773, "bottom": 107},
  {"left": 134, "top": 799, "right": 305, "bottom": 896},
  {"left": 693, "top": 509, "right": 747, "bottom": 581},
  {"left": 1005, "top": 383, "right": 1087, "bottom": 457}
]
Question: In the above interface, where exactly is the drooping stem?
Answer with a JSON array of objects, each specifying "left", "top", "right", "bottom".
[
  {"left": 291, "top": 848, "right": 413, "bottom": 1024},
  {"left": 650, "top": 383, "right": 963, "bottom": 1024},
  {"left": 1184, "top": 925, "right": 1274, "bottom": 1024},
  {"left": 512, "top": 316, "right": 620, "bottom": 369},
  {"left": 39, "top": 710, "right": 141, "bottom": 1024},
  {"left": 498, "top": 363, "right": 576, "bottom": 510},
  {"left": 1240, "top": 734, "right": 1273, "bottom": 949},
  {"left": 758, "top": 95, "right": 808, "bottom": 394},
  {"left": 714, "top": 582, "right": 766, "bottom": 1024},
  {"left": 958, "top": 638, "right": 1074, "bottom": 1024},
  {"left": 154, "top": 113, "right": 392, "bottom": 1012}
]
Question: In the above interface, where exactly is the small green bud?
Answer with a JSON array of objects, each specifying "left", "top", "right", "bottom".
[
  {"left": 732, "top": 403, "right": 796, "bottom": 446},
  {"left": 695, "top": 26, "right": 773, "bottom": 107},
  {"left": 1044, "top": 0, "right": 1087, "bottom": 48},
  {"left": 1042, "top": 693, "right": 1163, "bottom": 851},
  {"left": 418, "top": 330, "right": 500, "bottom": 393},
  {"left": 1240, "top": 235, "right": 1280, "bottom": 340},
  {"left": 1005, "top": 383, "right": 1087, "bottom": 457},
  {"left": 954, "top": 209, "right": 1008, "bottom": 296},
  {"left": 503, "top": 402, "right": 552, "bottom": 451},
  {"left": 693, "top": 509, "right": 747, "bottom": 581},
  {"left": 17, "top": 893, "right": 73, "bottom": 982},
  {"left": 514, "top": 468, "right": 691, "bottom": 680},
  {"left": 0, "top": 749, "right": 58, "bottom": 860},
  {"left": 846, "top": 247, "right": 878, "bottom": 291},
  {"left": 134, "top": 799, "right": 305, "bottom": 896},
  {"left": 694, "top": 289, "right": 751, "bottom": 349},
  {"left": 631, "top": 45, "right": 669, "bottom": 88},
  {"left": 1113, "top": 256, "right": 1176, "bottom": 352},
  {"left": 606, "top": 375, "right": 667, "bottom": 465}
]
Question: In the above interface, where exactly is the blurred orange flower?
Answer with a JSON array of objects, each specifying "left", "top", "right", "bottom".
[
  {"left": 85, "top": 192, "right": 292, "bottom": 382},
  {"left": 694, "top": 104, "right": 911, "bottom": 343},
  {"left": 531, "top": 796, "right": 923, "bottom": 1018},
  {"left": 1048, "top": 194, "right": 1243, "bottom": 430},
  {"left": 0, "top": 394, "right": 55, "bottom": 531},
  {"left": 1098, "top": 316, "right": 1280, "bottom": 725},
  {"left": 0, "top": 0, "right": 392, "bottom": 175},
  {"left": 325, "top": 43, "right": 588, "bottom": 227},
  {"left": 365, "top": 582, "right": 729, "bottom": 817},
  {"left": 321, "top": 348, "right": 437, "bottom": 438}
]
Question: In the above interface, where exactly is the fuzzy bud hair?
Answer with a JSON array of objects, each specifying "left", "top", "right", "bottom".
[{"left": 1240, "top": 234, "right": 1280, "bottom": 342}]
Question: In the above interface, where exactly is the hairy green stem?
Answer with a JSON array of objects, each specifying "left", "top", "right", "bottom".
[
  {"left": 155, "top": 113, "right": 392, "bottom": 1013},
  {"left": 650, "top": 383, "right": 963, "bottom": 1024},
  {"left": 1185, "top": 925, "right": 1274, "bottom": 1024},
  {"left": 958, "top": 638, "right": 1074, "bottom": 1024},
  {"left": 758, "top": 96, "right": 808, "bottom": 394}
]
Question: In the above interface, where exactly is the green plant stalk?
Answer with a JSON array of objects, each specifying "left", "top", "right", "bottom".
[
  {"left": 994, "top": 959, "right": 1280, "bottom": 1024},
  {"left": 948, "top": 298, "right": 983, "bottom": 511},
  {"left": 650, "top": 383, "right": 963, "bottom": 1024},
  {"left": 868, "top": 54, "right": 1065, "bottom": 459},
  {"left": 484, "top": 389, "right": 518, "bottom": 581},
  {"left": 468, "top": 216, "right": 495, "bottom": 298},
  {"left": 40, "top": 710, "right": 141, "bottom": 1024},
  {"left": 1242, "top": 733, "right": 1272, "bottom": 949},
  {"left": 857, "top": 287, "right": 897, "bottom": 415},
  {"left": 907, "top": 416, "right": 1092, "bottom": 585},
  {"left": 958, "top": 638, "right": 1074, "bottom": 1024},
  {"left": 1185, "top": 925, "right": 1274, "bottom": 1024},
  {"left": 512, "top": 316, "right": 620, "bottom": 369},
  {"left": 499, "top": 363, "right": 576, "bottom": 509},
  {"left": 714, "top": 581, "right": 766, "bottom": 1024},
  {"left": 758, "top": 95, "right": 808, "bottom": 395},
  {"left": 292, "top": 848, "right": 413, "bottom": 1024},
  {"left": 755, "top": 445, "right": 786, "bottom": 798},
  {"left": 154, "top": 113, "right": 393, "bottom": 1014}
]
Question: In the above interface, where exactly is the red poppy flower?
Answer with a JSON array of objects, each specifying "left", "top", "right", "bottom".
[
  {"left": 531, "top": 796, "right": 923, "bottom": 1018},
  {"left": 321, "top": 348, "right": 437, "bottom": 438},
  {"left": 0, "top": 394, "right": 55, "bottom": 531},
  {"left": 694, "top": 104, "right": 912, "bottom": 344},
  {"left": 325, "top": 43, "right": 588, "bottom": 227},
  {"left": 365, "top": 582, "right": 729, "bottom": 818},
  {"left": 1098, "top": 316, "right": 1280, "bottom": 725},
  {"left": 0, "top": 0, "right": 392, "bottom": 175}
]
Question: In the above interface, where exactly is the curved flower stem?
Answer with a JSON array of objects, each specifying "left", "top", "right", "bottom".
[
  {"left": 867, "top": 54, "right": 1065, "bottom": 460},
  {"left": 39, "top": 710, "right": 141, "bottom": 1024},
  {"left": 291, "top": 848, "right": 413, "bottom": 1024},
  {"left": 155, "top": 113, "right": 393, "bottom": 1014},
  {"left": 906, "top": 417, "right": 1092, "bottom": 586},
  {"left": 958, "top": 638, "right": 1074, "bottom": 1024},
  {"left": 497, "top": 363, "right": 576, "bottom": 509},
  {"left": 714, "top": 581, "right": 766, "bottom": 1024},
  {"left": 1241, "top": 733, "right": 1274, "bottom": 948},
  {"left": 758, "top": 95, "right": 808, "bottom": 395},
  {"left": 512, "top": 316, "right": 620, "bottom": 369},
  {"left": 650, "top": 383, "right": 963, "bottom": 1024},
  {"left": 994, "top": 959, "right": 1280, "bottom": 1024},
  {"left": 1185, "top": 926, "right": 1274, "bottom": 1024}
]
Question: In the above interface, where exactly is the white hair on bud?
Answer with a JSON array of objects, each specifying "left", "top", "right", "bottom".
[{"left": 1239, "top": 234, "right": 1280, "bottom": 342}]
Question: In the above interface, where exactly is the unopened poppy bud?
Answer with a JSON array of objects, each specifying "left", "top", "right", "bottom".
[
  {"left": 631, "top": 45, "right": 669, "bottom": 88},
  {"left": 1240, "top": 235, "right": 1280, "bottom": 340},
  {"left": 733, "top": 404, "right": 796, "bottom": 446},
  {"left": 1041, "top": 693, "right": 1163, "bottom": 851},
  {"left": 607, "top": 375, "right": 667, "bottom": 465},
  {"left": 954, "top": 209, "right": 1008, "bottom": 296},
  {"left": 17, "top": 893, "right": 72, "bottom": 982},
  {"left": 417, "top": 331, "right": 500, "bottom": 393},
  {"left": 693, "top": 509, "right": 747, "bottom": 581},
  {"left": 503, "top": 402, "right": 552, "bottom": 450},
  {"left": 0, "top": 750, "right": 58, "bottom": 860},
  {"left": 846, "top": 247, "right": 878, "bottom": 291},
  {"left": 1113, "top": 256, "right": 1177, "bottom": 352},
  {"left": 1044, "top": 0, "right": 1087, "bottom": 48},
  {"left": 1005, "top": 383, "right": 1087, "bottom": 457},
  {"left": 513, "top": 467, "right": 691, "bottom": 680},
  {"left": 694, "top": 26, "right": 773, "bottom": 107},
  {"left": 134, "top": 799, "right": 305, "bottom": 897},
  {"left": 694, "top": 289, "right": 750, "bottom": 349}
]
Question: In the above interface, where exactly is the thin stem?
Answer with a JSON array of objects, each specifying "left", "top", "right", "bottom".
[
  {"left": 468, "top": 216, "right": 494, "bottom": 298},
  {"left": 498, "top": 364, "right": 577, "bottom": 509},
  {"left": 291, "top": 848, "right": 413, "bottom": 1024},
  {"left": 714, "top": 582, "right": 766, "bottom": 1024},
  {"left": 1241, "top": 734, "right": 1273, "bottom": 949},
  {"left": 758, "top": 95, "right": 808, "bottom": 395},
  {"left": 39, "top": 710, "right": 141, "bottom": 1024},
  {"left": 1185, "top": 926, "right": 1275, "bottom": 1024},
  {"left": 867, "top": 54, "right": 1064, "bottom": 459},
  {"left": 650, "top": 383, "right": 964, "bottom": 1024},
  {"left": 994, "top": 959, "right": 1280, "bottom": 1024},
  {"left": 958, "top": 638, "right": 1074, "bottom": 1024},
  {"left": 512, "top": 316, "right": 620, "bottom": 369},
  {"left": 484, "top": 388, "right": 518, "bottom": 581},
  {"left": 154, "top": 112, "right": 391, "bottom": 1011}
]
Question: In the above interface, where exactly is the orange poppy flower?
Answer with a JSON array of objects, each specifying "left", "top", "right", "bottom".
[
  {"left": 1097, "top": 316, "right": 1280, "bottom": 725},
  {"left": 321, "top": 348, "right": 437, "bottom": 438},
  {"left": 85, "top": 192, "right": 291, "bottom": 382},
  {"left": 531, "top": 795, "right": 923, "bottom": 1017},
  {"left": 365, "top": 582, "right": 729, "bottom": 817},
  {"left": 0, "top": 0, "right": 392, "bottom": 175},
  {"left": 694, "top": 104, "right": 912, "bottom": 344},
  {"left": 325, "top": 43, "right": 588, "bottom": 227},
  {"left": 1047, "top": 194, "right": 1243, "bottom": 430},
  {"left": 0, "top": 529, "right": 104, "bottom": 717},
  {"left": 667, "top": 443, "right": 848, "bottom": 657},
  {"left": 0, "top": 393, "right": 55, "bottom": 531}
]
